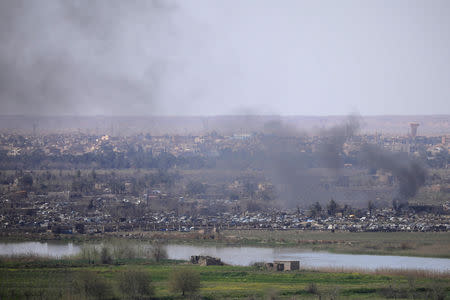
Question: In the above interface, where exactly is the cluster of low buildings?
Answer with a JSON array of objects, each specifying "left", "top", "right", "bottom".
[
  {"left": 0, "top": 128, "right": 448, "bottom": 237},
  {"left": 1, "top": 193, "right": 448, "bottom": 236},
  {"left": 1, "top": 131, "right": 448, "bottom": 168}
]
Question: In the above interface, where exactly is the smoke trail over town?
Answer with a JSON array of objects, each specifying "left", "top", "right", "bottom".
[
  {"left": 257, "top": 116, "right": 360, "bottom": 208},
  {"left": 258, "top": 116, "right": 427, "bottom": 208},
  {"left": 1, "top": 1, "right": 449, "bottom": 116},
  {"left": 0, "top": 0, "right": 436, "bottom": 208},
  {"left": 360, "top": 144, "right": 427, "bottom": 205},
  {"left": 0, "top": 0, "right": 175, "bottom": 115},
  {"left": 317, "top": 115, "right": 361, "bottom": 171}
]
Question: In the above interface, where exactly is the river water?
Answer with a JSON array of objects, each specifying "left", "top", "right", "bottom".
[{"left": 1, "top": 242, "right": 449, "bottom": 272}]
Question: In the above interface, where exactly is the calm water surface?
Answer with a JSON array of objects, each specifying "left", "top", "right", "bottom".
[
  {"left": 167, "top": 244, "right": 450, "bottom": 271},
  {"left": 1, "top": 242, "right": 449, "bottom": 272}
]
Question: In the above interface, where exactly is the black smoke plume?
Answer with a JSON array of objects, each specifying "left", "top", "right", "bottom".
[
  {"left": 360, "top": 144, "right": 427, "bottom": 204},
  {"left": 317, "top": 115, "right": 361, "bottom": 170},
  {"left": 258, "top": 116, "right": 426, "bottom": 209},
  {"left": 258, "top": 116, "right": 360, "bottom": 208}
]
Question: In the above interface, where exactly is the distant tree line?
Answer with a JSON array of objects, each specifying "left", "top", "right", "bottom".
[
  {"left": 0, "top": 149, "right": 210, "bottom": 170},
  {"left": 0, "top": 147, "right": 358, "bottom": 171},
  {"left": 1, "top": 144, "right": 445, "bottom": 171}
]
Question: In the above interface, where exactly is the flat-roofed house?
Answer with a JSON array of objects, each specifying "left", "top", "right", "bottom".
[{"left": 266, "top": 260, "right": 300, "bottom": 271}]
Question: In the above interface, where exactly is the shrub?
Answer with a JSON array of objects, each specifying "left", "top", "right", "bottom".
[
  {"left": 151, "top": 243, "right": 168, "bottom": 262},
  {"left": 427, "top": 282, "right": 446, "bottom": 300},
  {"left": 78, "top": 245, "right": 100, "bottom": 264},
  {"left": 400, "top": 242, "right": 412, "bottom": 250},
  {"left": 169, "top": 268, "right": 201, "bottom": 296},
  {"left": 111, "top": 240, "right": 137, "bottom": 260},
  {"left": 306, "top": 282, "right": 319, "bottom": 295},
  {"left": 378, "top": 284, "right": 408, "bottom": 299},
  {"left": 100, "top": 246, "right": 113, "bottom": 264},
  {"left": 251, "top": 261, "right": 266, "bottom": 270},
  {"left": 118, "top": 269, "right": 154, "bottom": 300},
  {"left": 73, "top": 271, "right": 112, "bottom": 300}
]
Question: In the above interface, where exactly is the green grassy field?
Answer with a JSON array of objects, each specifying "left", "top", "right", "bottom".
[{"left": 0, "top": 257, "right": 449, "bottom": 299}]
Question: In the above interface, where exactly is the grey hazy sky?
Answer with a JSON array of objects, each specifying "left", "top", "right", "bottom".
[{"left": 0, "top": 0, "right": 449, "bottom": 116}]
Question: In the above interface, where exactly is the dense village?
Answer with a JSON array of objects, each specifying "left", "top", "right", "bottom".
[
  {"left": 0, "top": 129, "right": 448, "bottom": 168},
  {"left": 1, "top": 125, "right": 449, "bottom": 237},
  {"left": 1, "top": 194, "right": 449, "bottom": 236}
]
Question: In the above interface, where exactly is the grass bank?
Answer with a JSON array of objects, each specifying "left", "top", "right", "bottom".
[{"left": 0, "top": 255, "right": 449, "bottom": 299}]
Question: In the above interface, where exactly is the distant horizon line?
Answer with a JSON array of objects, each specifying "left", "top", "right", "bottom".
[{"left": 0, "top": 114, "right": 449, "bottom": 118}]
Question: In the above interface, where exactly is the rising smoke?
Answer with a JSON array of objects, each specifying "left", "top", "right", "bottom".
[
  {"left": 317, "top": 115, "right": 361, "bottom": 171},
  {"left": 259, "top": 116, "right": 426, "bottom": 208},
  {"left": 360, "top": 144, "right": 427, "bottom": 205},
  {"left": 0, "top": 0, "right": 175, "bottom": 115},
  {"left": 0, "top": 1, "right": 430, "bottom": 208},
  {"left": 259, "top": 116, "right": 360, "bottom": 207},
  {"left": 2, "top": 1, "right": 448, "bottom": 116}
]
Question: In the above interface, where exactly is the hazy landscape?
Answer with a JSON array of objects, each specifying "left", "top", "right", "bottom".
[
  {"left": 0, "top": 113, "right": 448, "bottom": 299},
  {"left": 0, "top": 115, "right": 449, "bottom": 136},
  {"left": 1, "top": 0, "right": 449, "bottom": 299}
]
